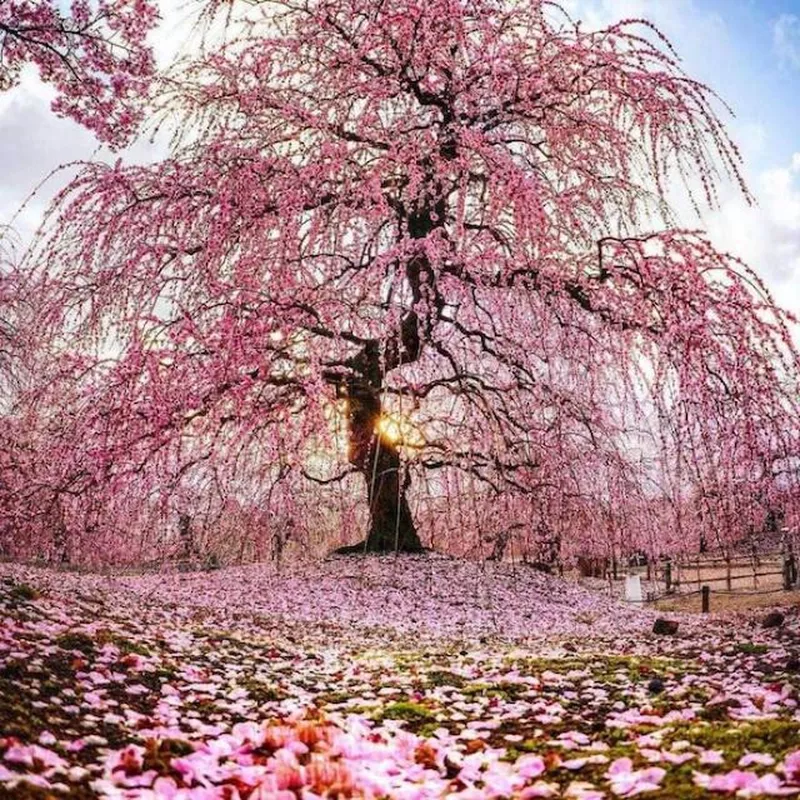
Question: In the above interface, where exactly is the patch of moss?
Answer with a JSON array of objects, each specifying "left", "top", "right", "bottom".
[
  {"left": 137, "top": 671, "right": 168, "bottom": 693},
  {"left": 378, "top": 701, "right": 435, "bottom": 723},
  {"left": 604, "top": 727, "right": 633, "bottom": 746},
  {"left": 241, "top": 678, "right": 286, "bottom": 704},
  {"left": 417, "top": 721, "right": 444, "bottom": 738},
  {"left": 426, "top": 670, "right": 466, "bottom": 688},
  {"left": 1, "top": 782, "right": 95, "bottom": 800},
  {"left": 38, "top": 679, "right": 61, "bottom": 698},
  {"left": 98, "top": 722, "right": 130, "bottom": 748},
  {"left": 665, "top": 719, "right": 800, "bottom": 762},
  {"left": 736, "top": 643, "right": 769, "bottom": 656},
  {"left": 462, "top": 682, "right": 494, "bottom": 696},
  {"left": 462, "top": 681, "right": 530, "bottom": 700},
  {"left": 42, "top": 651, "right": 77, "bottom": 680},
  {"left": 142, "top": 737, "right": 194, "bottom": 775},
  {"left": 341, "top": 704, "right": 375, "bottom": 716},
  {"left": 649, "top": 761, "right": 726, "bottom": 800},
  {"left": 0, "top": 678, "right": 50, "bottom": 741},
  {"left": 55, "top": 631, "right": 96, "bottom": 654},
  {"left": 512, "top": 655, "right": 582, "bottom": 673},
  {"left": 0, "top": 659, "right": 26, "bottom": 681},
  {"left": 512, "top": 654, "right": 687, "bottom": 683},
  {"left": 561, "top": 743, "right": 707, "bottom": 800},
  {"left": 95, "top": 630, "right": 152, "bottom": 656},
  {"left": 8, "top": 584, "right": 39, "bottom": 603},
  {"left": 316, "top": 691, "right": 352, "bottom": 705},
  {"left": 494, "top": 681, "right": 532, "bottom": 699}
]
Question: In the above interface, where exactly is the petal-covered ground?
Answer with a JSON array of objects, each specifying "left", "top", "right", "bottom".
[{"left": 1, "top": 555, "right": 799, "bottom": 799}]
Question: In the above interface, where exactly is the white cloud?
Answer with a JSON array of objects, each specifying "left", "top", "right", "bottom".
[
  {"left": 736, "top": 122, "right": 768, "bottom": 163},
  {"left": 563, "top": 0, "right": 727, "bottom": 52},
  {"left": 773, "top": 14, "right": 800, "bottom": 70},
  {"left": 0, "top": 0, "right": 194, "bottom": 248},
  {"left": 149, "top": 0, "right": 208, "bottom": 68},
  {"left": 0, "top": 67, "right": 98, "bottom": 243},
  {"left": 704, "top": 153, "right": 800, "bottom": 320}
]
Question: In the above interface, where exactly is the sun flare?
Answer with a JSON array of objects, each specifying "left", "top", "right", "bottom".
[{"left": 375, "top": 413, "right": 425, "bottom": 450}]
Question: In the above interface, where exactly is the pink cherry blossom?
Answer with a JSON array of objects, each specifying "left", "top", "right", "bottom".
[
  {"left": 740, "top": 753, "right": 777, "bottom": 768},
  {"left": 606, "top": 759, "right": 665, "bottom": 797},
  {"left": 517, "top": 754, "right": 547, "bottom": 779},
  {"left": 0, "top": 0, "right": 156, "bottom": 145},
  {"left": 784, "top": 751, "right": 800, "bottom": 785},
  {"left": 3, "top": 0, "right": 798, "bottom": 569}
]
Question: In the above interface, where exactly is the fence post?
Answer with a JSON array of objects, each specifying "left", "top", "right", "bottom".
[
  {"left": 701, "top": 585, "right": 710, "bottom": 614},
  {"left": 784, "top": 551, "right": 797, "bottom": 591},
  {"left": 664, "top": 559, "right": 673, "bottom": 595},
  {"left": 786, "top": 536, "right": 797, "bottom": 589}
]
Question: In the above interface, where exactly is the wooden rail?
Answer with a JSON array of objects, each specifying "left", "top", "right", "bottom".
[{"left": 661, "top": 549, "right": 795, "bottom": 595}]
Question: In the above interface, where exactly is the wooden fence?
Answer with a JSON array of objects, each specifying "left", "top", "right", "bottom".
[
  {"left": 672, "top": 553, "right": 786, "bottom": 593},
  {"left": 620, "top": 548, "right": 800, "bottom": 601}
]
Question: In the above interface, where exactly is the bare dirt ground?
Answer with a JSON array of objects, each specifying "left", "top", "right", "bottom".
[
  {"left": 654, "top": 588, "right": 800, "bottom": 614},
  {"left": 671, "top": 556, "right": 787, "bottom": 594},
  {"left": 589, "top": 556, "right": 798, "bottom": 614}
]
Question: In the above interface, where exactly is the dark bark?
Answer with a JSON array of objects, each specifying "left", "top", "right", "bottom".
[
  {"left": 336, "top": 373, "right": 424, "bottom": 554},
  {"left": 178, "top": 512, "right": 196, "bottom": 561},
  {"left": 487, "top": 529, "right": 510, "bottom": 561},
  {"left": 50, "top": 498, "right": 70, "bottom": 564},
  {"left": 333, "top": 186, "right": 446, "bottom": 554}
]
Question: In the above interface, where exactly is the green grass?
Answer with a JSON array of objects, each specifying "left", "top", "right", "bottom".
[
  {"left": 736, "top": 642, "right": 769, "bottom": 656},
  {"left": 8, "top": 583, "right": 39, "bottom": 603},
  {"left": 377, "top": 700, "right": 435, "bottom": 724},
  {"left": 55, "top": 631, "right": 97, "bottom": 654}
]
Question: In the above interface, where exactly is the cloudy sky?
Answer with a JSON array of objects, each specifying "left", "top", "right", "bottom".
[{"left": 1, "top": 0, "right": 799, "bottom": 315}]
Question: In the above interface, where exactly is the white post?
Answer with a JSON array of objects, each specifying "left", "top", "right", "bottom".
[{"left": 624, "top": 574, "right": 643, "bottom": 603}]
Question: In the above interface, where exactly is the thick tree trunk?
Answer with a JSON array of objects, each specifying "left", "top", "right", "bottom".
[
  {"left": 332, "top": 198, "right": 442, "bottom": 555},
  {"left": 51, "top": 498, "right": 70, "bottom": 564},
  {"left": 178, "top": 513, "right": 196, "bottom": 561},
  {"left": 337, "top": 379, "right": 424, "bottom": 553},
  {"left": 362, "top": 441, "right": 421, "bottom": 552}
]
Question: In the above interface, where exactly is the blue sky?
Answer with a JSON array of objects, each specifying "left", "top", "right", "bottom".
[
  {"left": 2, "top": 0, "right": 799, "bottom": 314},
  {"left": 569, "top": 0, "right": 800, "bottom": 172},
  {"left": 566, "top": 0, "right": 800, "bottom": 313},
  {"left": 672, "top": 0, "right": 800, "bottom": 172}
]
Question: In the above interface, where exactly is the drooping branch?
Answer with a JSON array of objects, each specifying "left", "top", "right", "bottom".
[
  {"left": 6, "top": 0, "right": 798, "bottom": 565},
  {"left": 0, "top": 0, "right": 157, "bottom": 146}
]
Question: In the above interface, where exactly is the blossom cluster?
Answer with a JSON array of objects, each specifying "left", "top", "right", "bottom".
[{"left": 0, "top": 0, "right": 156, "bottom": 145}]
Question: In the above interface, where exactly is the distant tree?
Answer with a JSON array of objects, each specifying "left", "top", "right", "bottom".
[
  {"left": 8, "top": 0, "right": 800, "bottom": 560},
  {"left": 0, "top": 0, "right": 156, "bottom": 145},
  {"left": 0, "top": 238, "right": 25, "bottom": 557},
  {"left": 0, "top": 233, "right": 20, "bottom": 403},
  {"left": 0, "top": 0, "right": 157, "bottom": 559}
]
